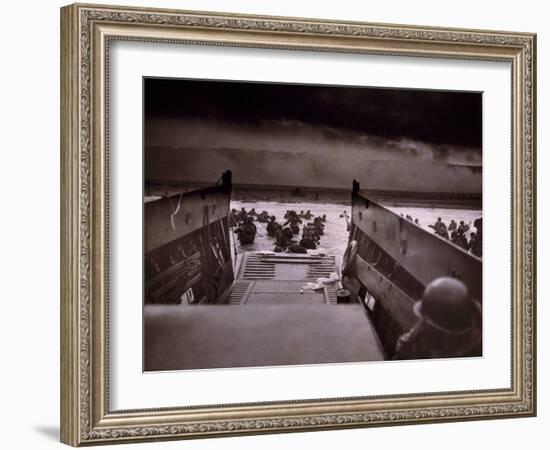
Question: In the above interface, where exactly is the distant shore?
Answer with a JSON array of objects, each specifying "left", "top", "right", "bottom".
[{"left": 145, "top": 182, "right": 482, "bottom": 210}]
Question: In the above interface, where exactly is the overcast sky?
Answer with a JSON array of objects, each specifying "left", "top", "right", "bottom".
[
  {"left": 144, "top": 77, "right": 482, "bottom": 148},
  {"left": 144, "top": 78, "right": 482, "bottom": 193}
]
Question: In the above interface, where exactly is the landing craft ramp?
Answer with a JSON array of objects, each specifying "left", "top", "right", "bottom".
[
  {"left": 229, "top": 253, "right": 340, "bottom": 305},
  {"left": 144, "top": 253, "right": 384, "bottom": 371}
]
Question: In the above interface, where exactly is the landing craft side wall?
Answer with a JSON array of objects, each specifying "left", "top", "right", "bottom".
[
  {"left": 145, "top": 186, "right": 231, "bottom": 253},
  {"left": 351, "top": 194, "right": 482, "bottom": 302},
  {"left": 144, "top": 182, "right": 234, "bottom": 304}
]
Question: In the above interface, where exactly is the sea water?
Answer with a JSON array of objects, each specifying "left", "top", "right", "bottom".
[{"left": 230, "top": 200, "right": 481, "bottom": 264}]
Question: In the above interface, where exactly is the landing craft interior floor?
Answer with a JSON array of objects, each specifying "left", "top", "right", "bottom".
[
  {"left": 144, "top": 252, "right": 385, "bottom": 371},
  {"left": 230, "top": 252, "right": 341, "bottom": 304},
  {"left": 227, "top": 280, "right": 334, "bottom": 305},
  {"left": 144, "top": 304, "right": 384, "bottom": 371}
]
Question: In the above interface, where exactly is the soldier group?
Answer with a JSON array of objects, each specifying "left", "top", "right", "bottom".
[
  {"left": 429, "top": 217, "right": 482, "bottom": 257},
  {"left": 231, "top": 207, "right": 329, "bottom": 253},
  {"left": 271, "top": 210, "right": 327, "bottom": 253}
]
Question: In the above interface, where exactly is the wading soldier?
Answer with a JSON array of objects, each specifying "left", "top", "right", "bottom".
[
  {"left": 469, "top": 218, "right": 483, "bottom": 257},
  {"left": 266, "top": 216, "right": 278, "bottom": 237},
  {"left": 283, "top": 212, "right": 302, "bottom": 235},
  {"left": 299, "top": 224, "right": 318, "bottom": 250}
]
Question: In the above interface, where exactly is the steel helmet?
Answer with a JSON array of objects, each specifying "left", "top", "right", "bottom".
[{"left": 413, "top": 277, "right": 479, "bottom": 334}]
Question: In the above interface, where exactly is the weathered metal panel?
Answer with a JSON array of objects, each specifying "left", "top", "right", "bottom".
[
  {"left": 351, "top": 193, "right": 482, "bottom": 301},
  {"left": 354, "top": 255, "right": 417, "bottom": 330},
  {"left": 144, "top": 180, "right": 234, "bottom": 304},
  {"left": 238, "top": 253, "right": 338, "bottom": 282},
  {"left": 250, "top": 281, "right": 311, "bottom": 293},
  {"left": 246, "top": 292, "right": 325, "bottom": 305},
  {"left": 145, "top": 184, "right": 231, "bottom": 253},
  {"left": 144, "top": 304, "right": 384, "bottom": 370}
]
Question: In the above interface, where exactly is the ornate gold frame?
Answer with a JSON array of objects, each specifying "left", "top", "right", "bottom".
[{"left": 60, "top": 3, "right": 536, "bottom": 446}]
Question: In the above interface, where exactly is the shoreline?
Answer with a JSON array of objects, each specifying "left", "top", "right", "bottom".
[{"left": 145, "top": 183, "right": 482, "bottom": 210}]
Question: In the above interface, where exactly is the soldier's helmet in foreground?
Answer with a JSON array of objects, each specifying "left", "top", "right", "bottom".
[{"left": 413, "top": 277, "right": 479, "bottom": 334}]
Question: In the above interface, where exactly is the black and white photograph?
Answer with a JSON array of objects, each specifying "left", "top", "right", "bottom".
[
  {"left": 143, "top": 78, "right": 483, "bottom": 371},
  {"left": 0, "top": 0, "right": 540, "bottom": 448}
]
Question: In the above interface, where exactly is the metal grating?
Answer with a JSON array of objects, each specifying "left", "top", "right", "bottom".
[
  {"left": 242, "top": 254, "right": 275, "bottom": 280},
  {"left": 324, "top": 284, "right": 340, "bottom": 305},
  {"left": 239, "top": 253, "right": 338, "bottom": 282},
  {"left": 226, "top": 280, "right": 252, "bottom": 304},
  {"left": 307, "top": 255, "right": 337, "bottom": 280}
]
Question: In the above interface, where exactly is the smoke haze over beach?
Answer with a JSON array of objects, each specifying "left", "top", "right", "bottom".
[{"left": 144, "top": 78, "right": 482, "bottom": 194}]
